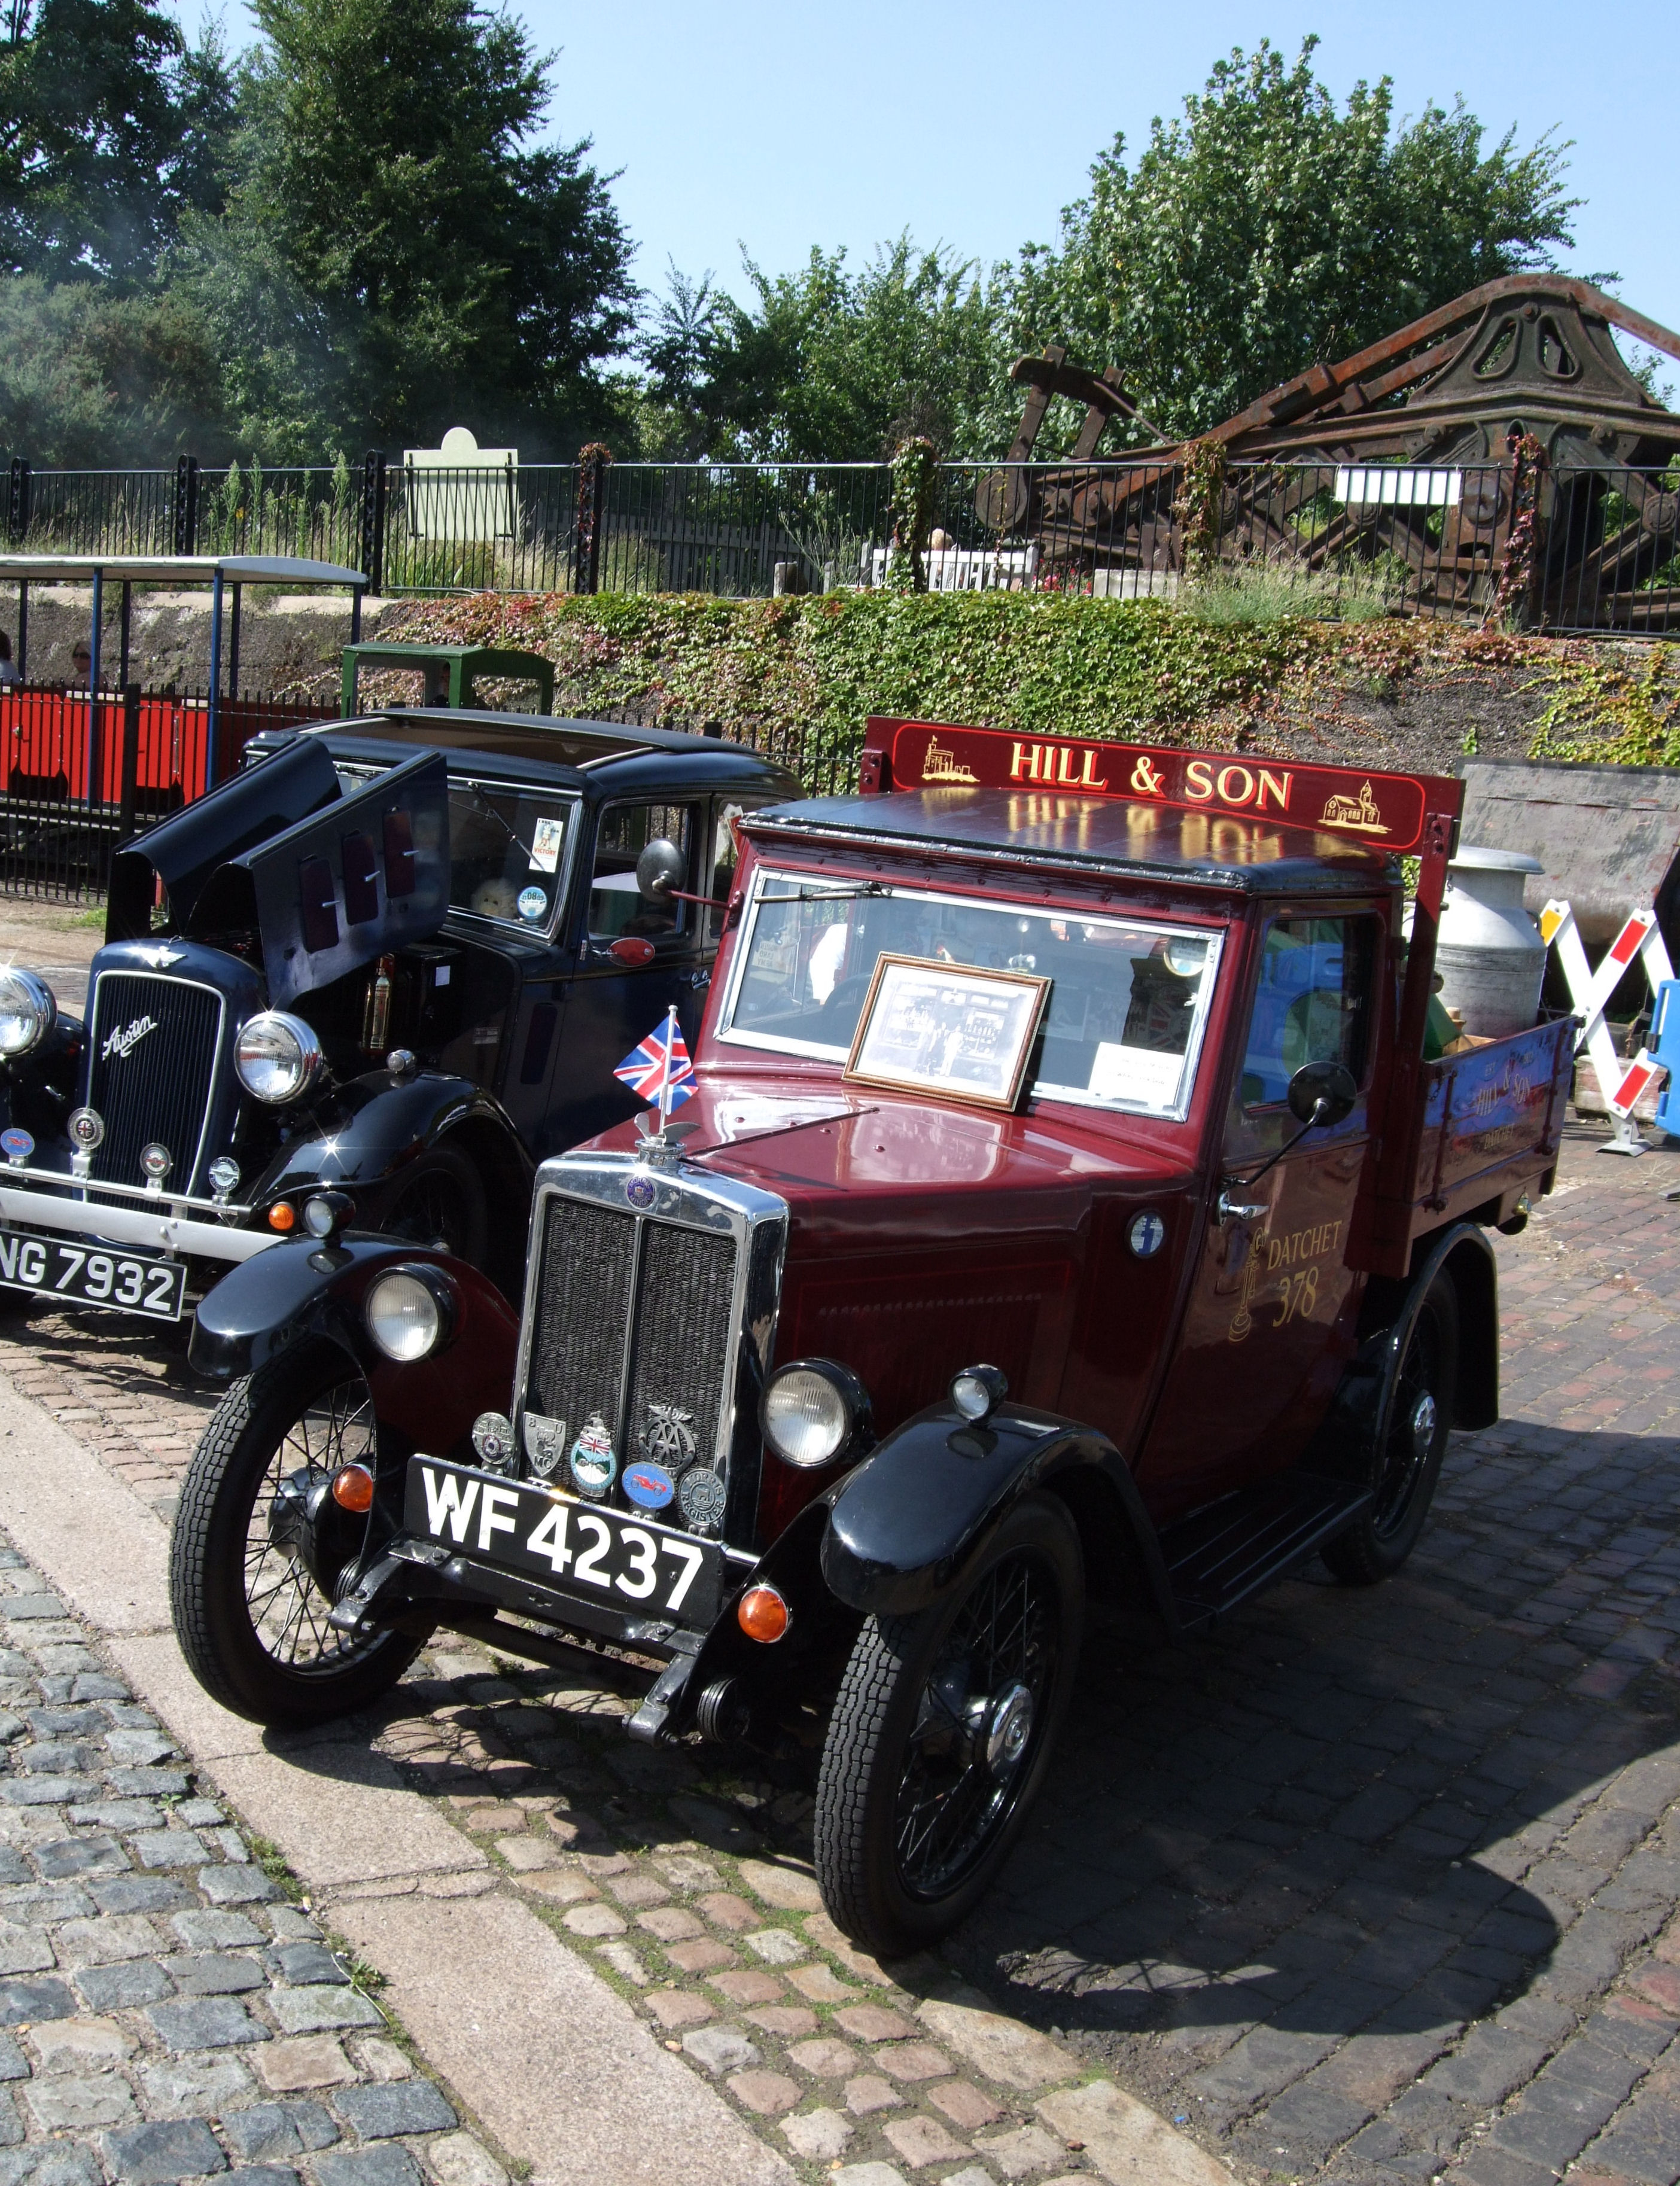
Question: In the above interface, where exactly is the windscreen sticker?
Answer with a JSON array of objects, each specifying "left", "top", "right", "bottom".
[
  {"left": 528, "top": 817, "right": 565, "bottom": 873},
  {"left": 1087, "top": 1043, "right": 1182, "bottom": 1104}
]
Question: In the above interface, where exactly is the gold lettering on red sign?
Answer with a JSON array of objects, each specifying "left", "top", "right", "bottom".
[
  {"left": 1130, "top": 754, "right": 1166, "bottom": 797},
  {"left": 1185, "top": 759, "right": 1215, "bottom": 802},
  {"left": 1008, "top": 740, "right": 1107, "bottom": 790}
]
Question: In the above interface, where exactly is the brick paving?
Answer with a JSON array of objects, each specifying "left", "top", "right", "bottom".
[
  {"left": 0, "top": 1539, "right": 511, "bottom": 2186},
  {"left": 0, "top": 1121, "right": 1676, "bottom": 2186}
]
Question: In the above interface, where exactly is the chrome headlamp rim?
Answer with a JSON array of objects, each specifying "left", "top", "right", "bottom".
[
  {"left": 950, "top": 1363, "right": 1009, "bottom": 1424},
  {"left": 0, "top": 969, "right": 56, "bottom": 1059},
  {"left": 234, "top": 1010, "right": 325, "bottom": 1104},
  {"left": 760, "top": 1356, "right": 872, "bottom": 1470},
  {"left": 363, "top": 1264, "right": 457, "bottom": 1363}
]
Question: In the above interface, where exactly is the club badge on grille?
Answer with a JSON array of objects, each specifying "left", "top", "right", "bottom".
[
  {"left": 568, "top": 1413, "right": 617, "bottom": 1497},
  {"left": 523, "top": 1413, "right": 569, "bottom": 1478},
  {"left": 677, "top": 1466, "right": 726, "bottom": 1531},
  {"left": 641, "top": 1402, "right": 697, "bottom": 1471}
]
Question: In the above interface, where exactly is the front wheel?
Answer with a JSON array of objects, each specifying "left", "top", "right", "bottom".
[
  {"left": 1322, "top": 1271, "right": 1459, "bottom": 1585},
  {"left": 169, "top": 1338, "right": 424, "bottom": 1725},
  {"left": 379, "top": 1143, "right": 489, "bottom": 1268},
  {"left": 814, "top": 1493, "right": 1084, "bottom": 1955}
]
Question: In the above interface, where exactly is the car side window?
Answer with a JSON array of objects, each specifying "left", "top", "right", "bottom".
[
  {"left": 1240, "top": 917, "right": 1375, "bottom": 1110},
  {"left": 707, "top": 800, "right": 749, "bottom": 943},
  {"left": 589, "top": 802, "right": 698, "bottom": 943}
]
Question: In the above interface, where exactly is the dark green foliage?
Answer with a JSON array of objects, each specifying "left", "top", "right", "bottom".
[
  {"left": 0, "top": 274, "right": 231, "bottom": 463},
  {"left": 1005, "top": 38, "right": 1578, "bottom": 444}
]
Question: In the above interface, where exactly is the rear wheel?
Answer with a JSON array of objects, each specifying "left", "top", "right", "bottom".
[
  {"left": 169, "top": 1338, "right": 424, "bottom": 1725},
  {"left": 379, "top": 1143, "right": 488, "bottom": 1268},
  {"left": 814, "top": 1493, "right": 1083, "bottom": 1955},
  {"left": 1323, "top": 1273, "right": 1459, "bottom": 1585}
]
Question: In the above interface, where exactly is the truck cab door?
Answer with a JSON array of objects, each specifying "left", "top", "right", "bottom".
[{"left": 1136, "top": 913, "right": 1381, "bottom": 1517}]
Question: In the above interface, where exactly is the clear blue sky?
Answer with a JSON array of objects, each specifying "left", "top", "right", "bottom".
[{"left": 180, "top": 0, "right": 1680, "bottom": 348}]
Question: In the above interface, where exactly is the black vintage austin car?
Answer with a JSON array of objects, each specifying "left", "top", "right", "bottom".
[{"left": 0, "top": 713, "right": 798, "bottom": 1315}]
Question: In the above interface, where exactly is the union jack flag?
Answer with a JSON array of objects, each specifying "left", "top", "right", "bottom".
[{"left": 614, "top": 1011, "right": 696, "bottom": 1110}]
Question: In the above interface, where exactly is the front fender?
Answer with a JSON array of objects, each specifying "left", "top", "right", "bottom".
[
  {"left": 251, "top": 1074, "right": 529, "bottom": 1202},
  {"left": 821, "top": 1403, "right": 1173, "bottom": 1622},
  {"left": 188, "top": 1234, "right": 520, "bottom": 1460}
]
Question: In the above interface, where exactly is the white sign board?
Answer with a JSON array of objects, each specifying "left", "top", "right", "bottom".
[
  {"left": 403, "top": 425, "right": 518, "bottom": 543},
  {"left": 1334, "top": 467, "right": 1461, "bottom": 509}
]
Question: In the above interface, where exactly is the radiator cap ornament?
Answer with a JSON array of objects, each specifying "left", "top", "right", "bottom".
[
  {"left": 522, "top": 1412, "right": 568, "bottom": 1478},
  {"left": 568, "top": 1413, "right": 617, "bottom": 1497}
]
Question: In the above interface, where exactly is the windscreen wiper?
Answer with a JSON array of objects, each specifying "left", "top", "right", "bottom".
[{"left": 756, "top": 881, "right": 892, "bottom": 903}]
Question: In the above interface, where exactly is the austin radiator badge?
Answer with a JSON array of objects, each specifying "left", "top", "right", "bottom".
[
  {"left": 523, "top": 1413, "right": 569, "bottom": 1479},
  {"left": 568, "top": 1414, "right": 617, "bottom": 1497},
  {"left": 641, "top": 1402, "right": 697, "bottom": 1470}
]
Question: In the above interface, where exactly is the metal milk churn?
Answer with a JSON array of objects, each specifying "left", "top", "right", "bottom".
[{"left": 1432, "top": 845, "right": 1548, "bottom": 1039}]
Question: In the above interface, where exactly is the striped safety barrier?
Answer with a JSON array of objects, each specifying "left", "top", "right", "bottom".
[{"left": 1539, "top": 900, "right": 1676, "bottom": 1153}]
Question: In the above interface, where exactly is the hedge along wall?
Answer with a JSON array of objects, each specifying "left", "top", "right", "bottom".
[{"left": 381, "top": 589, "right": 1680, "bottom": 791}]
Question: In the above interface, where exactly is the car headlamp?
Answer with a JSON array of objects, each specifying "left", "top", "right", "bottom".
[
  {"left": 950, "top": 1364, "right": 1009, "bottom": 1423},
  {"left": 760, "top": 1359, "right": 871, "bottom": 1469},
  {"left": 0, "top": 970, "right": 56, "bottom": 1059},
  {"left": 364, "top": 1266, "right": 454, "bottom": 1362},
  {"left": 235, "top": 1012, "right": 324, "bottom": 1104}
]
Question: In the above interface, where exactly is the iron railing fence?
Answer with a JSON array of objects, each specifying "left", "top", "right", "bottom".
[{"left": 5, "top": 453, "right": 1677, "bottom": 631}]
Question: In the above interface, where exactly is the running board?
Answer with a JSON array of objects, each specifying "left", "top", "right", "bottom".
[{"left": 1159, "top": 1473, "right": 1370, "bottom": 1628}]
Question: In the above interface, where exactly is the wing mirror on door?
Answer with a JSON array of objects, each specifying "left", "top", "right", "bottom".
[
  {"left": 635, "top": 839, "right": 686, "bottom": 903},
  {"left": 1286, "top": 1060, "right": 1358, "bottom": 1129}
]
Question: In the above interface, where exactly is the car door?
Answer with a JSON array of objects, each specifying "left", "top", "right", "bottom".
[
  {"left": 556, "top": 799, "right": 709, "bottom": 1145},
  {"left": 1136, "top": 912, "right": 1381, "bottom": 1516}
]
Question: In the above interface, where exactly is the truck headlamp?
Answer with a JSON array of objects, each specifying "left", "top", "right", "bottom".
[
  {"left": 364, "top": 1267, "right": 454, "bottom": 1362},
  {"left": 0, "top": 970, "right": 56, "bottom": 1059},
  {"left": 235, "top": 1012, "right": 324, "bottom": 1104},
  {"left": 761, "top": 1359, "right": 871, "bottom": 1469}
]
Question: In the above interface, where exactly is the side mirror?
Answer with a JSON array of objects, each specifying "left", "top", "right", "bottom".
[
  {"left": 608, "top": 936, "right": 656, "bottom": 967},
  {"left": 1286, "top": 1059, "right": 1358, "bottom": 1129},
  {"left": 635, "top": 839, "right": 686, "bottom": 903}
]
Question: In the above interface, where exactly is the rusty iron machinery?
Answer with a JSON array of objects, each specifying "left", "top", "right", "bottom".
[{"left": 980, "top": 276, "right": 1680, "bottom": 623}]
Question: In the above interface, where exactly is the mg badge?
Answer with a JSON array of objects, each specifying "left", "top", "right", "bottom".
[
  {"left": 641, "top": 1402, "right": 696, "bottom": 1470},
  {"left": 568, "top": 1413, "right": 617, "bottom": 1497},
  {"left": 623, "top": 1460, "right": 675, "bottom": 1510},
  {"left": 1128, "top": 1210, "right": 1166, "bottom": 1258},
  {"left": 625, "top": 1176, "right": 656, "bottom": 1209},
  {"left": 677, "top": 1466, "right": 726, "bottom": 1532},
  {"left": 523, "top": 1412, "right": 569, "bottom": 1478}
]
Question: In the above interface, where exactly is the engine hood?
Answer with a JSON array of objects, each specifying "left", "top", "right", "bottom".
[{"left": 595, "top": 1076, "right": 1194, "bottom": 1247}]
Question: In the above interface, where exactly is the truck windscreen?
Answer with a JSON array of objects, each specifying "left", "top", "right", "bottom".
[{"left": 719, "top": 870, "right": 1223, "bottom": 1119}]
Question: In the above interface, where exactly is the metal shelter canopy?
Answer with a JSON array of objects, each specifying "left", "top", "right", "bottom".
[{"left": 0, "top": 554, "right": 370, "bottom": 796}]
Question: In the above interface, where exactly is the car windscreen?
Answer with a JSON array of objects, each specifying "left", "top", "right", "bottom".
[
  {"left": 718, "top": 869, "right": 1222, "bottom": 1118},
  {"left": 333, "top": 762, "right": 575, "bottom": 933}
]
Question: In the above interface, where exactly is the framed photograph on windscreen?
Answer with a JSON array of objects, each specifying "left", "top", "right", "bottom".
[{"left": 843, "top": 954, "right": 1052, "bottom": 1112}]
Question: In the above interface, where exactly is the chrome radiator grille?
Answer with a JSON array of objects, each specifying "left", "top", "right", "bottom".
[
  {"left": 85, "top": 973, "right": 223, "bottom": 1194},
  {"left": 525, "top": 1194, "right": 739, "bottom": 1506}
]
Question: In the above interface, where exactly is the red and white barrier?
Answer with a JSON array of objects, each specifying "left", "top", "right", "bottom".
[{"left": 1539, "top": 900, "right": 1674, "bottom": 1152}]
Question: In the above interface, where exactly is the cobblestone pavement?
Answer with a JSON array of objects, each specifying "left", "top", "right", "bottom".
[
  {"left": 0, "top": 1122, "right": 1677, "bottom": 2186},
  {"left": 0, "top": 1537, "right": 512, "bottom": 2186}
]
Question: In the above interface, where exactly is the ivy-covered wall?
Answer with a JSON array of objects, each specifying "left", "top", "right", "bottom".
[{"left": 381, "top": 589, "right": 1680, "bottom": 788}]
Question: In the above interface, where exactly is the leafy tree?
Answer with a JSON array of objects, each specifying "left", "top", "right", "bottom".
[
  {"left": 181, "top": 0, "right": 638, "bottom": 456},
  {"left": 1009, "top": 38, "right": 1579, "bottom": 443},
  {"left": 0, "top": 0, "right": 235, "bottom": 285},
  {"left": 0, "top": 274, "right": 231, "bottom": 461},
  {"left": 643, "top": 238, "right": 1008, "bottom": 462}
]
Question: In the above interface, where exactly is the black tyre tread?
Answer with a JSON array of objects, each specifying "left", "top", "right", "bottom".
[
  {"left": 1323, "top": 1274, "right": 1459, "bottom": 1587},
  {"left": 168, "top": 1340, "right": 422, "bottom": 1727},
  {"left": 812, "top": 1610, "right": 918, "bottom": 1948}
]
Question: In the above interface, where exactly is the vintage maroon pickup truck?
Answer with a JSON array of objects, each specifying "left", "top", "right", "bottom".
[{"left": 172, "top": 717, "right": 1574, "bottom": 1950}]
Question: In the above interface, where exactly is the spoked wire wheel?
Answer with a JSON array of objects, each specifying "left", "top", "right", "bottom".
[
  {"left": 894, "top": 1552, "right": 1057, "bottom": 1899},
  {"left": 171, "top": 1338, "right": 426, "bottom": 1725},
  {"left": 815, "top": 1492, "right": 1084, "bottom": 1954},
  {"left": 243, "top": 1372, "right": 376, "bottom": 1676}
]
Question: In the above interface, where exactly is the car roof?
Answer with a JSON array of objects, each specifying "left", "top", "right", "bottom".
[
  {"left": 747, "top": 788, "right": 1399, "bottom": 895},
  {"left": 249, "top": 710, "right": 803, "bottom": 800}
]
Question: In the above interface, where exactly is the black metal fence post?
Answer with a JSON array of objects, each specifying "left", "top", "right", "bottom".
[
  {"left": 360, "top": 451, "right": 387, "bottom": 595},
  {"left": 172, "top": 455, "right": 200, "bottom": 554},
  {"left": 6, "top": 459, "right": 29, "bottom": 544},
  {"left": 574, "top": 444, "right": 611, "bottom": 594}
]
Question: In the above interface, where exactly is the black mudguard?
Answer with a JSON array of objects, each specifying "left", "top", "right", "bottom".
[
  {"left": 189, "top": 1234, "right": 521, "bottom": 1463},
  {"left": 819, "top": 1403, "right": 1176, "bottom": 1624},
  {"left": 247, "top": 1072, "right": 532, "bottom": 1213}
]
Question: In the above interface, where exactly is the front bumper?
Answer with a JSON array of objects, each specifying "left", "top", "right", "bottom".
[{"left": 0, "top": 1170, "right": 276, "bottom": 1264}]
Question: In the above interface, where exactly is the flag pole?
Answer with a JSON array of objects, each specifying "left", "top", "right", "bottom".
[{"left": 658, "top": 1005, "right": 678, "bottom": 1134}]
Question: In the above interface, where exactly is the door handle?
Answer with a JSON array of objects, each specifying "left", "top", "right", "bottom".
[{"left": 1216, "top": 1191, "right": 1268, "bottom": 1224}]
